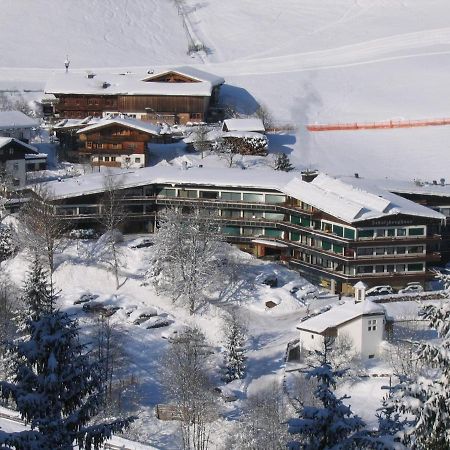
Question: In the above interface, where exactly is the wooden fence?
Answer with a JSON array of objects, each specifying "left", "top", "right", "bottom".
[{"left": 307, "top": 117, "right": 450, "bottom": 132}]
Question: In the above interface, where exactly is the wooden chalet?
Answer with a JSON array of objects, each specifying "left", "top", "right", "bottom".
[
  {"left": 77, "top": 116, "right": 160, "bottom": 169},
  {"left": 45, "top": 66, "right": 225, "bottom": 125}
]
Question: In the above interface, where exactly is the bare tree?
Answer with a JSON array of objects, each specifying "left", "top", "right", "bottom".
[
  {"left": 148, "top": 208, "right": 228, "bottom": 314},
  {"left": 212, "top": 138, "right": 240, "bottom": 168},
  {"left": 253, "top": 104, "right": 274, "bottom": 130},
  {"left": 226, "top": 383, "right": 289, "bottom": 450},
  {"left": 97, "top": 172, "right": 127, "bottom": 289},
  {"left": 19, "top": 184, "right": 67, "bottom": 281},
  {"left": 192, "top": 124, "right": 210, "bottom": 159},
  {"left": 161, "top": 327, "right": 218, "bottom": 450}
]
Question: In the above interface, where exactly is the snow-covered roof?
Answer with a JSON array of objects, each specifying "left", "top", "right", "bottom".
[
  {"left": 223, "top": 131, "right": 267, "bottom": 139},
  {"left": 43, "top": 167, "right": 445, "bottom": 222},
  {"left": 77, "top": 116, "right": 160, "bottom": 136},
  {"left": 54, "top": 117, "right": 101, "bottom": 129},
  {"left": 223, "top": 118, "right": 265, "bottom": 133},
  {"left": 25, "top": 153, "right": 47, "bottom": 160},
  {"left": 45, "top": 66, "right": 224, "bottom": 97},
  {"left": 0, "top": 111, "right": 38, "bottom": 129},
  {"left": 297, "top": 300, "right": 385, "bottom": 334},
  {"left": 339, "top": 176, "right": 450, "bottom": 199},
  {"left": 0, "top": 137, "right": 38, "bottom": 154}
]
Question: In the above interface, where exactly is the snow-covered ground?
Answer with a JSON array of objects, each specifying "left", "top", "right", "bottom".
[{"left": 2, "top": 235, "right": 403, "bottom": 448}]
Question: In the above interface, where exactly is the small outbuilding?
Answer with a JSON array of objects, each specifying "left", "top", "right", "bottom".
[
  {"left": 0, "top": 111, "right": 38, "bottom": 143},
  {"left": 297, "top": 300, "right": 386, "bottom": 359}
]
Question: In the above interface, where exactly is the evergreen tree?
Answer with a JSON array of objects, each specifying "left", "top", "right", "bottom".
[
  {"left": 288, "top": 340, "right": 388, "bottom": 449},
  {"left": 223, "top": 312, "right": 246, "bottom": 382},
  {"left": 390, "top": 302, "right": 450, "bottom": 449},
  {"left": 0, "top": 224, "right": 15, "bottom": 262},
  {"left": 376, "top": 382, "right": 407, "bottom": 449},
  {"left": 0, "top": 261, "right": 135, "bottom": 449},
  {"left": 274, "top": 153, "right": 294, "bottom": 172}
]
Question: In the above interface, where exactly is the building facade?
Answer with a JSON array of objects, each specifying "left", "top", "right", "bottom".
[
  {"left": 297, "top": 300, "right": 386, "bottom": 359},
  {"left": 76, "top": 117, "right": 160, "bottom": 169},
  {"left": 0, "top": 111, "right": 38, "bottom": 144},
  {"left": 0, "top": 138, "right": 45, "bottom": 188},
  {"left": 45, "top": 67, "right": 225, "bottom": 124},
  {"left": 41, "top": 167, "right": 445, "bottom": 294}
]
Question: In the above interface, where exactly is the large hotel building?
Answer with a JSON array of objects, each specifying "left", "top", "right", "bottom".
[{"left": 42, "top": 166, "right": 445, "bottom": 295}]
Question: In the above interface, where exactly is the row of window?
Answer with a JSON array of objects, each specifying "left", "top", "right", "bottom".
[
  {"left": 87, "top": 142, "right": 138, "bottom": 150},
  {"left": 357, "top": 263, "right": 424, "bottom": 274},
  {"left": 321, "top": 222, "right": 356, "bottom": 239},
  {"left": 357, "top": 246, "right": 425, "bottom": 256},
  {"left": 95, "top": 156, "right": 141, "bottom": 164},
  {"left": 221, "top": 226, "right": 283, "bottom": 238},
  {"left": 156, "top": 187, "right": 286, "bottom": 204},
  {"left": 358, "top": 227, "right": 425, "bottom": 239}
]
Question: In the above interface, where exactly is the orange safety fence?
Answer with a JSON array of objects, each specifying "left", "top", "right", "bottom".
[{"left": 307, "top": 117, "right": 450, "bottom": 132}]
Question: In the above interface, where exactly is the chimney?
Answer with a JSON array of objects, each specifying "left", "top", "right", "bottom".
[
  {"left": 64, "top": 55, "right": 70, "bottom": 73},
  {"left": 301, "top": 169, "right": 319, "bottom": 183},
  {"left": 354, "top": 173, "right": 359, "bottom": 178},
  {"left": 440, "top": 178, "right": 446, "bottom": 186}
]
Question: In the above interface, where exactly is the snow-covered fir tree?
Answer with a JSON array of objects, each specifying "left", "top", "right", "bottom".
[
  {"left": 0, "top": 224, "right": 15, "bottom": 262},
  {"left": 223, "top": 312, "right": 247, "bottom": 382},
  {"left": 376, "top": 382, "right": 407, "bottom": 449},
  {"left": 288, "top": 340, "right": 389, "bottom": 449},
  {"left": 389, "top": 302, "right": 450, "bottom": 450},
  {"left": 274, "top": 153, "right": 294, "bottom": 172},
  {"left": 0, "top": 260, "right": 135, "bottom": 449}
]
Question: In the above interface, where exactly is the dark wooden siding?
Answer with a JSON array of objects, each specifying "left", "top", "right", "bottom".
[{"left": 117, "top": 95, "right": 209, "bottom": 114}]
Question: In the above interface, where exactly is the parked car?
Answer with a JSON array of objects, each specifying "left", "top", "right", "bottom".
[
  {"left": 130, "top": 307, "right": 158, "bottom": 325},
  {"left": 74, "top": 293, "right": 98, "bottom": 305},
  {"left": 398, "top": 284, "right": 424, "bottom": 294},
  {"left": 82, "top": 302, "right": 120, "bottom": 317},
  {"left": 366, "top": 285, "right": 394, "bottom": 297},
  {"left": 300, "top": 285, "right": 319, "bottom": 300},
  {"left": 261, "top": 275, "right": 278, "bottom": 288}
]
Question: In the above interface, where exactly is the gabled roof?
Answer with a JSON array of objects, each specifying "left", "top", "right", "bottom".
[
  {"left": 297, "top": 300, "right": 385, "bottom": 334},
  {"left": 0, "top": 137, "right": 38, "bottom": 154},
  {"left": 223, "top": 118, "right": 265, "bottom": 133},
  {"left": 77, "top": 117, "right": 160, "bottom": 136},
  {"left": 45, "top": 66, "right": 224, "bottom": 97},
  {"left": 0, "top": 111, "right": 38, "bottom": 129},
  {"left": 54, "top": 117, "right": 102, "bottom": 130},
  {"left": 142, "top": 66, "right": 224, "bottom": 86}
]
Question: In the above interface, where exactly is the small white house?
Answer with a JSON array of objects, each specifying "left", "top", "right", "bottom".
[
  {"left": 297, "top": 300, "right": 386, "bottom": 359},
  {"left": 0, "top": 111, "right": 38, "bottom": 143}
]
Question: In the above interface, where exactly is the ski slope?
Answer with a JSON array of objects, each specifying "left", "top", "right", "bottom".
[{"left": 0, "top": 0, "right": 449, "bottom": 179}]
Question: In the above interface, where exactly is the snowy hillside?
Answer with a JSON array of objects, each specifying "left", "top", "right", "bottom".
[{"left": 1, "top": 0, "right": 450, "bottom": 178}]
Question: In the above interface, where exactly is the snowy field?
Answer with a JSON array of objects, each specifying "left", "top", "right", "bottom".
[{"left": 1, "top": 1, "right": 450, "bottom": 179}]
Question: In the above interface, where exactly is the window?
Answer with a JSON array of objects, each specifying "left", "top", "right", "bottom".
[
  {"left": 135, "top": 157, "right": 141, "bottom": 163},
  {"left": 385, "top": 247, "right": 394, "bottom": 255},
  {"left": 13, "top": 163, "right": 19, "bottom": 172},
  {"left": 387, "top": 228, "right": 395, "bottom": 237},
  {"left": 359, "top": 229, "right": 374, "bottom": 239},
  {"left": 397, "top": 228, "right": 407, "bottom": 237},
  {"left": 158, "top": 188, "right": 176, "bottom": 198},
  {"left": 291, "top": 232, "right": 300, "bottom": 241},
  {"left": 333, "top": 225, "right": 344, "bottom": 237},
  {"left": 386, "top": 264, "right": 395, "bottom": 273},
  {"left": 375, "top": 229, "right": 386, "bottom": 238},
  {"left": 125, "top": 157, "right": 131, "bottom": 162},
  {"left": 244, "top": 210, "right": 263, "bottom": 219},
  {"left": 333, "top": 244, "right": 343, "bottom": 254},
  {"left": 242, "top": 227, "right": 263, "bottom": 236},
  {"left": 87, "top": 141, "right": 92, "bottom": 149},
  {"left": 264, "top": 229, "right": 283, "bottom": 238},
  {"left": 357, "top": 247, "right": 373, "bottom": 256},
  {"left": 375, "top": 265, "right": 384, "bottom": 273},
  {"left": 322, "top": 240, "right": 332, "bottom": 251},
  {"left": 243, "top": 193, "right": 264, "bottom": 203},
  {"left": 396, "top": 247, "right": 406, "bottom": 254},
  {"left": 104, "top": 156, "right": 110, "bottom": 162},
  {"left": 265, "top": 194, "right": 285, "bottom": 204},
  {"left": 368, "top": 319, "right": 377, "bottom": 331},
  {"left": 408, "top": 246, "right": 424, "bottom": 254},
  {"left": 200, "top": 191, "right": 218, "bottom": 199},
  {"left": 221, "top": 192, "right": 241, "bottom": 201},
  {"left": 408, "top": 263, "right": 424, "bottom": 272},
  {"left": 409, "top": 227, "right": 425, "bottom": 236},
  {"left": 311, "top": 334, "right": 314, "bottom": 339},
  {"left": 264, "top": 212, "right": 284, "bottom": 221},
  {"left": 357, "top": 265, "right": 373, "bottom": 274},
  {"left": 111, "top": 156, "right": 116, "bottom": 162},
  {"left": 375, "top": 248, "right": 385, "bottom": 255},
  {"left": 344, "top": 228, "right": 356, "bottom": 239},
  {"left": 396, "top": 264, "right": 406, "bottom": 273},
  {"left": 221, "top": 226, "right": 240, "bottom": 236}
]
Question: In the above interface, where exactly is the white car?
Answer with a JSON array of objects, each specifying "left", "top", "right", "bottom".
[
  {"left": 398, "top": 284, "right": 424, "bottom": 294},
  {"left": 366, "top": 285, "right": 394, "bottom": 296}
]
